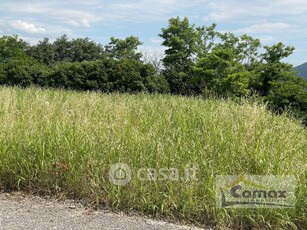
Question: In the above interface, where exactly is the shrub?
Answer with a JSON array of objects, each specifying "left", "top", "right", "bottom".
[
  {"left": 0, "top": 57, "right": 50, "bottom": 87},
  {"left": 48, "top": 58, "right": 170, "bottom": 93}
]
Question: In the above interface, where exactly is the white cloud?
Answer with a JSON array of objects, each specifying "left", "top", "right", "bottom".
[
  {"left": 257, "top": 35, "right": 274, "bottom": 43},
  {"left": 149, "top": 38, "right": 163, "bottom": 45},
  {"left": 1, "top": 0, "right": 198, "bottom": 25},
  {"left": 205, "top": 0, "right": 307, "bottom": 22},
  {"left": 236, "top": 23, "right": 292, "bottom": 34},
  {"left": 11, "top": 20, "right": 46, "bottom": 34},
  {"left": 10, "top": 5, "right": 48, "bottom": 14},
  {"left": 57, "top": 9, "right": 99, "bottom": 24},
  {"left": 68, "top": 19, "right": 91, "bottom": 28},
  {"left": 0, "top": 0, "right": 306, "bottom": 65}
]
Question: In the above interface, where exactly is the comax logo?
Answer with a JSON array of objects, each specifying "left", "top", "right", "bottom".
[{"left": 216, "top": 175, "right": 296, "bottom": 208}]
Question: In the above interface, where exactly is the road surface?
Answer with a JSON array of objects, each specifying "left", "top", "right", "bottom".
[{"left": 0, "top": 193, "right": 207, "bottom": 230}]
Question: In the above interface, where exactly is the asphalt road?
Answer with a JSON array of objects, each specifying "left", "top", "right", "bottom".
[{"left": 0, "top": 193, "right": 206, "bottom": 230}]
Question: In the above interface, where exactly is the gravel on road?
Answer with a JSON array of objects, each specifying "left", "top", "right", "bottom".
[{"left": 0, "top": 193, "right": 207, "bottom": 230}]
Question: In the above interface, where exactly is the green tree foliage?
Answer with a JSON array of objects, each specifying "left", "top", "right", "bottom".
[
  {"left": 52, "top": 35, "right": 72, "bottom": 63},
  {"left": 0, "top": 35, "right": 29, "bottom": 63},
  {"left": 0, "top": 35, "right": 49, "bottom": 87},
  {"left": 159, "top": 17, "right": 262, "bottom": 96},
  {"left": 108, "top": 58, "right": 168, "bottom": 93},
  {"left": 0, "top": 18, "right": 306, "bottom": 125},
  {"left": 48, "top": 58, "right": 169, "bottom": 93},
  {"left": 267, "top": 76, "right": 307, "bottom": 124},
  {"left": 193, "top": 49, "right": 251, "bottom": 96},
  {"left": 268, "top": 76, "right": 307, "bottom": 111},
  {"left": 26, "top": 38, "right": 55, "bottom": 66},
  {"left": 0, "top": 35, "right": 169, "bottom": 94},
  {"left": 195, "top": 23, "right": 218, "bottom": 59},
  {"left": 159, "top": 17, "right": 199, "bottom": 94},
  {"left": 105, "top": 36, "right": 143, "bottom": 61},
  {"left": 0, "top": 58, "right": 49, "bottom": 87},
  {"left": 27, "top": 35, "right": 105, "bottom": 65},
  {"left": 68, "top": 37, "right": 105, "bottom": 62},
  {"left": 252, "top": 42, "right": 295, "bottom": 96},
  {"left": 236, "top": 35, "right": 261, "bottom": 67},
  {"left": 159, "top": 17, "right": 306, "bottom": 125}
]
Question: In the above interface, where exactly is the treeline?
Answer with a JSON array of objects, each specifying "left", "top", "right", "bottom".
[
  {"left": 0, "top": 35, "right": 169, "bottom": 93},
  {"left": 159, "top": 17, "right": 306, "bottom": 124},
  {"left": 0, "top": 17, "right": 306, "bottom": 123}
]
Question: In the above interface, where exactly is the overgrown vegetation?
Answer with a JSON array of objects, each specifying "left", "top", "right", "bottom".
[
  {"left": 159, "top": 17, "right": 306, "bottom": 123},
  {"left": 0, "top": 16, "right": 306, "bottom": 229},
  {"left": 0, "top": 35, "right": 168, "bottom": 93},
  {"left": 0, "top": 17, "right": 306, "bottom": 124},
  {"left": 0, "top": 86, "right": 306, "bottom": 229}
]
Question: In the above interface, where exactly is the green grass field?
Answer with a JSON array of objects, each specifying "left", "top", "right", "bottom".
[{"left": 0, "top": 86, "right": 306, "bottom": 229}]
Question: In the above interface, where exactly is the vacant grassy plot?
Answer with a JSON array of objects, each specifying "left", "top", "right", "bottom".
[{"left": 0, "top": 86, "right": 306, "bottom": 229}]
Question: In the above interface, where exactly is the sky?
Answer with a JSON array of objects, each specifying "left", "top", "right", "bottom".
[{"left": 0, "top": 0, "right": 306, "bottom": 66}]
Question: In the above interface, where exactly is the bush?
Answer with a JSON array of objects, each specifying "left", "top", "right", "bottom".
[
  {"left": 267, "top": 76, "right": 307, "bottom": 125},
  {"left": 48, "top": 58, "right": 170, "bottom": 93},
  {"left": 0, "top": 57, "right": 50, "bottom": 87}
]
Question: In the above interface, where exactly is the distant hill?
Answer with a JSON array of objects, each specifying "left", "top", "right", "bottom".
[{"left": 294, "top": 62, "right": 307, "bottom": 80}]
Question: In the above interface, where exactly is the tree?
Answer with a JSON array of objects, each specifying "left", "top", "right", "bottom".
[
  {"left": 0, "top": 35, "right": 50, "bottom": 87},
  {"left": 26, "top": 38, "right": 55, "bottom": 66},
  {"left": 159, "top": 17, "right": 262, "bottom": 96},
  {"left": 159, "top": 17, "right": 199, "bottom": 94},
  {"left": 105, "top": 36, "right": 143, "bottom": 61},
  {"left": 141, "top": 48, "right": 164, "bottom": 74},
  {"left": 0, "top": 58, "right": 49, "bottom": 87},
  {"left": 69, "top": 37, "right": 105, "bottom": 62},
  {"left": 195, "top": 23, "right": 218, "bottom": 59},
  {"left": 268, "top": 76, "right": 307, "bottom": 111},
  {"left": 236, "top": 34, "right": 261, "bottom": 67},
  {"left": 193, "top": 48, "right": 251, "bottom": 96},
  {"left": 32, "top": 35, "right": 106, "bottom": 64},
  {"left": 53, "top": 35, "right": 72, "bottom": 63},
  {"left": 251, "top": 42, "right": 295, "bottom": 96},
  {"left": 267, "top": 76, "right": 307, "bottom": 125},
  {"left": 0, "top": 35, "right": 29, "bottom": 63}
]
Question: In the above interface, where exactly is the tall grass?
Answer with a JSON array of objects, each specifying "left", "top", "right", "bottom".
[{"left": 0, "top": 86, "right": 306, "bottom": 229}]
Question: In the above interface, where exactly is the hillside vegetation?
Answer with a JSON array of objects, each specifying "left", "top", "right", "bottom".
[{"left": 0, "top": 86, "right": 306, "bottom": 229}]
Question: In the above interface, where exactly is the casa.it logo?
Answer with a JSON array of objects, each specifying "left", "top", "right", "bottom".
[
  {"left": 216, "top": 175, "right": 296, "bottom": 208},
  {"left": 108, "top": 163, "right": 132, "bottom": 186}
]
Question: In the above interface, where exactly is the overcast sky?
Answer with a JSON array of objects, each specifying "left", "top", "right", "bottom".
[{"left": 0, "top": 0, "right": 306, "bottom": 66}]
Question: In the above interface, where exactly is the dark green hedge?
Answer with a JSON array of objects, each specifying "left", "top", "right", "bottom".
[{"left": 0, "top": 57, "right": 170, "bottom": 93}]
